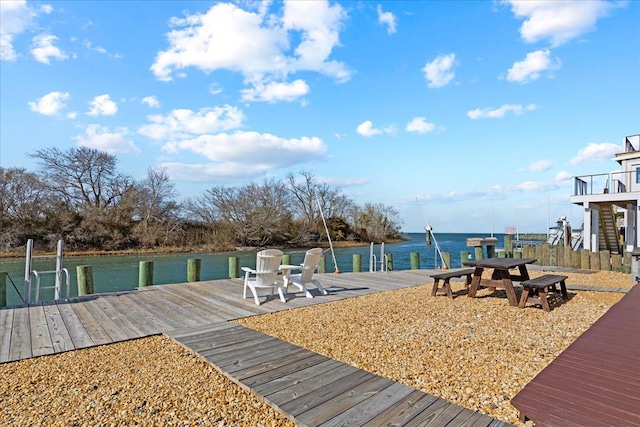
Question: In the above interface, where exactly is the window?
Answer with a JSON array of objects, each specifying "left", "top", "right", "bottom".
[{"left": 636, "top": 168, "right": 640, "bottom": 184}]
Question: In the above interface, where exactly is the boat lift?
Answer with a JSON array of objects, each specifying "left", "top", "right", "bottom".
[{"left": 23, "top": 239, "right": 70, "bottom": 304}]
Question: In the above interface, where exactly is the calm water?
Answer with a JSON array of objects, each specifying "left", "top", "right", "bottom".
[{"left": 0, "top": 233, "right": 516, "bottom": 306}]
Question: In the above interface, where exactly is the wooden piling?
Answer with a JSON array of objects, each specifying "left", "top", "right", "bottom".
[
  {"left": 474, "top": 246, "right": 483, "bottom": 261},
  {"left": 572, "top": 251, "right": 581, "bottom": 269},
  {"left": 612, "top": 254, "right": 623, "bottom": 272},
  {"left": 550, "top": 245, "right": 558, "bottom": 266},
  {"left": 228, "top": 257, "right": 239, "bottom": 279},
  {"left": 487, "top": 245, "right": 496, "bottom": 259},
  {"left": 280, "top": 254, "right": 291, "bottom": 276},
  {"left": 0, "top": 272, "right": 6, "bottom": 307},
  {"left": 386, "top": 253, "right": 394, "bottom": 271},
  {"left": 410, "top": 252, "right": 420, "bottom": 269},
  {"left": 514, "top": 250, "right": 522, "bottom": 259},
  {"left": 504, "top": 235, "right": 513, "bottom": 258},
  {"left": 459, "top": 251, "right": 470, "bottom": 267},
  {"left": 581, "top": 249, "right": 591, "bottom": 270},
  {"left": 599, "top": 250, "right": 611, "bottom": 271},
  {"left": 187, "top": 258, "right": 201, "bottom": 282},
  {"left": 353, "top": 254, "right": 362, "bottom": 272},
  {"left": 318, "top": 255, "right": 326, "bottom": 274},
  {"left": 139, "top": 261, "right": 154, "bottom": 287},
  {"left": 590, "top": 251, "right": 601, "bottom": 270},
  {"left": 541, "top": 244, "right": 551, "bottom": 266},
  {"left": 564, "top": 246, "right": 573, "bottom": 268},
  {"left": 441, "top": 252, "right": 450, "bottom": 269},
  {"left": 77, "top": 265, "right": 94, "bottom": 296}
]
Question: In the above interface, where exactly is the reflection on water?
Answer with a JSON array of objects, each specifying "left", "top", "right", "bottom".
[{"left": 0, "top": 233, "right": 508, "bottom": 306}]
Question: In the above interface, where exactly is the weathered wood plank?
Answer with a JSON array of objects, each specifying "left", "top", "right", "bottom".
[
  {"left": 316, "top": 381, "right": 415, "bottom": 427},
  {"left": 94, "top": 296, "right": 147, "bottom": 338},
  {"left": 56, "top": 302, "right": 94, "bottom": 349},
  {"left": 0, "top": 308, "right": 15, "bottom": 362},
  {"left": 362, "top": 391, "right": 439, "bottom": 426},
  {"left": 265, "top": 362, "right": 361, "bottom": 407},
  {"left": 216, "top": 341, "right": 308, "bottom": 375},
  {"left": 403, "top": 397, "right": 464, "bottom": 426},
  {"left": 69, "top": 301, "right": 112, "bottom": 345},
  {"left": 29, "top": 304, "right": 55, "bottom": 357},
  {"left": 251, "top": 357, "right": 342, "bottom": 395},
  {"left": 243, "top": 353, "right": 330, "bottom": 390},
  {"left": 81, "top": 298, "right": 130, "bottom": 342},
  {"left": 42, "top": 301, "right": 75, "bottom": 353},
  {"left": 153, "top": 286, "right": 228, "bottom": 324},
  {"left": 169, "top": 322, "right": 237, "bottom": 341},
  {"left": 280, "top": 369, "right": 374, "bottom": 416},
  {"left": 116, "top": 293, "right": 174, "bottom": 333},
  {"left": 8, "top": 306, "right": 31, "bottom": 361},
  {"left": 296, "top": 375, "right": 396, "bottom": 426},
  {"left": 192, "top": 330, "right": 278, "bottom": 356}
]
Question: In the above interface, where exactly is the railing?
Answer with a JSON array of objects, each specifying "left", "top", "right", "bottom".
[{"left": 573, "top": 170, "right": 636, "bottom": 196}]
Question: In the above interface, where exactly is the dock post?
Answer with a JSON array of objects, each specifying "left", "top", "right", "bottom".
[
  {"left": 187, "top": 258, "right": 201, "bottom": 282},
  {"left": 139, "top": 261, "right": 154, "bottom": 287},
  {"left": 590, "top": 251, "right": 601, "bottom": 270},
  {"left": 410, "top": 252, "right": 420, "bottom": 269},
  {"left": 386, "top": 253, "right": 394, "bottom": 271},
  {"left": 77, "top": 265, "right": 94, "bottom": 296},
  {"left": 0, "top": 272, "right": 6, "bottom": 307},
  {"left": 318, "top": 255, "right": 326, "bottom": 273},
  {"left": 460, "top": 251, "right": 470, "bottom": 267},
  {"left": 474, "top": 246, "right": 483, "bottom": 261},
  {"left": 580, "top": 249, "right": 590, "bottom": 270},
  {"left": 504, "top": 235, "right": 513, "bottom": 258},
  {"left": 599, "top": 250, "right": 611, "bottom": 271},
  {"left": 353, "top": 254, "right": 362, "bottom": 272},
  {"left": 441, "top": 252, "right": 451, "bottom": 269},
  {"left": 228, "top": 257, "right": 239, "bottom": 279},
  {"left": 612, "top": 253, "right": 623, "bottom": 271},
  {"left": 280, "top": 254, "right": 291, "bottom": 276},
  {"left": 487, "top": 245, "right": 495, "bottom": 258}
]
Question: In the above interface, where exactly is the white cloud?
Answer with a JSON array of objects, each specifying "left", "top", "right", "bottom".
[
  {"left": 506, "top": 49, "right": 560, "bottom": 84},
  {"left": 422, "top": 53, "right": 455, "bottom": 88},
  {"left": 30, "top": 34, "right": 68, "bottom": 64},
  {"left": 161, "top": 130, "right": 327, "bottom": 181},
  {"left": 555, "top": 171, "right": 573, "bottom": 182},
  {"left": 139, "top": 105, "right": 244, "bottom": 141},
  {"left": 74, "top": 124, "right": 140, "bottom": 154},
  {"left": 209, "top": 83, "right": 223, "bottom": 95},
  {"left": 518, "top": 159, "right": 552, "bottom": 172},
  {"left": 0, "top": 0, "right": 37, "bottom": 61},
  {"left": 570, "top": 142, "right": 619, "bottom": 165},
  {"left": 502, "top": 0, "right": 617, "bottom": 47},
  {"left": 87, "top": 94, "right": 118, "bottom": 116},
  {"left": 377, "top": 5, "right": 397, "bottom": 34},
  {"left": 467, "top": 103, "right": 536, "bottom": 119},
  {"left": 405, "top": 117, "right": 436, "bottom": 134},
  {"left": 141, "top": 96, "right": 160, "bottom": 108},
  {"left": 28, "top": 91, "right": 70, "bottom": 116},
  {"left": 40, "top": 4, "right": 53, "bottom": 14},
  {"left": 240, "top": 79, "right": 309, "bottom": 103},
  {"left": 151, "top": 1, "right": 350, "bottom": 102},
  {"left": 356, "top": 120, "right": 394, "bottom": 137}
]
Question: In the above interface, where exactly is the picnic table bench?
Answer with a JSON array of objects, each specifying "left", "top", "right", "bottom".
[
  {"left": 430, "top": 268, "right": 475, "bottom": 299},
  {"left": 519, "top": 274, "right": 568, "bottom": 312}
]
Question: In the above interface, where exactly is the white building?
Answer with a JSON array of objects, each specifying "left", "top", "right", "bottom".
[{"left": 571, "top": 134, "right": 640, "bottom": 254}]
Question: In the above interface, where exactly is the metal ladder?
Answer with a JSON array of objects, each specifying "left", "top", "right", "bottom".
[
  {"left": 24, "top": 239, "right": 70, "bottom": 304},
  {"left": 369, "top": 242, "right": 389, "bottom": 272}
]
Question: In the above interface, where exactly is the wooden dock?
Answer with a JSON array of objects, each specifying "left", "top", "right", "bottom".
[
  {"left": 511, "top": 283, "right": 640, "bottom": 427},
  {"left": 0, "top": 270, "right": 513, "bottom": 426}
]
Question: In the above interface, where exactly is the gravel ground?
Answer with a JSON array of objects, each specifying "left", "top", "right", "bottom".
[{"left": 0, "top": 270, "right": 630, "bottom": 426}]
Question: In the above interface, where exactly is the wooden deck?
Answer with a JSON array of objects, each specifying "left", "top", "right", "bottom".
[
  {"left": 0, "top": 269, "right": 512, "bottom": 426},
  {"left": 511, "top": 283, "right": 640, "bottom": 427}
]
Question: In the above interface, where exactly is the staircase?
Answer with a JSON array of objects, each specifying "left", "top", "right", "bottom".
[{"left": 598, "top": 203, "right": 621, "bottom": 254}]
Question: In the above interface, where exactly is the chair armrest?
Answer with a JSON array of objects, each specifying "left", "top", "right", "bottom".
[{"left": 241, "top": 267, "right": 256, "bottom": 273}]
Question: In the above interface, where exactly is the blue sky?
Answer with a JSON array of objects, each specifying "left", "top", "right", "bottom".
[{"left": 1, "top": 0, "right": 639, "bottom": 234}]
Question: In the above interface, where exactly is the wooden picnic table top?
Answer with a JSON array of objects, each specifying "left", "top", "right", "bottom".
[{"left": 464, "top": 258, "right": 537, "bottom": 270}]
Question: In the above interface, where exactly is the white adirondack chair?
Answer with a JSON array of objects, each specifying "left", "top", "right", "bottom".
[
  {"left": 241, "top": 249, "right": 285, "bottom": 305},
  {"left": 283, "top": 248, "right": 328, "bottom": 298}
]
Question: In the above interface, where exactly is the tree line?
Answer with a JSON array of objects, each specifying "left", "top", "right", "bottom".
[{"left": 0, "top": 147, "right": 403, "bottom": 253}]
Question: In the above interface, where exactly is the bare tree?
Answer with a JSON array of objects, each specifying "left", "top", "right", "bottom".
[
  {"left": 185, "top": 179, "right": 293, "bottom": 247},
  {"left": 134, "top": 167, "right": 182, "bottom": 247},
  {"left": 30, "top": 147, "right": 133, "bottom": 210},
  {"left": 355, "top": 202, "right": 403, "bottom": 242}
]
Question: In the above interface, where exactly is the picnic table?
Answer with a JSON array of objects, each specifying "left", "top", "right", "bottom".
[{"left": 463, "top": 258, "right": 537, "bottom": 306}]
